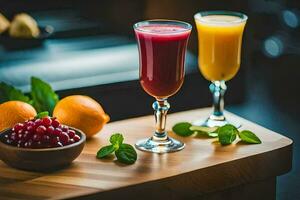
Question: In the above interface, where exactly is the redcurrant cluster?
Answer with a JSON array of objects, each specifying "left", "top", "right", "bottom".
[{"left": 4, "top": 117, "right": 81, "bottom": 148}]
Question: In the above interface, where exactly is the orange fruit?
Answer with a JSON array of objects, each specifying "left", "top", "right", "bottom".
[
  {"left": 53, "top": 95, "right": 110, "bottom": 138},
  {"left": 0, "top": 101, "right": 37, "bottom": 132}
]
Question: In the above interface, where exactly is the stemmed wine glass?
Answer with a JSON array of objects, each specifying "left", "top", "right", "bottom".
[
  {"left": 194, "top": 11, "right": 247, "bottom": 127},
  {"left": 134, "top": 20, "right": 192, "bottom": 153}
]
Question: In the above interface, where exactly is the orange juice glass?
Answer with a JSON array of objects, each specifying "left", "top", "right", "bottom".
[{"left": 194, "top": 11, "right": 247, "bottom": 127}]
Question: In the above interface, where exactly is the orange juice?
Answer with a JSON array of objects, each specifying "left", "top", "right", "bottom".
[{"left": 195, "top": 15, "right": 246, "bottom": 81}]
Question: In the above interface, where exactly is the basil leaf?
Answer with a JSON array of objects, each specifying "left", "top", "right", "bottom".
[
  {"left": 239, "top": 130, "right": 262, "bottom": 144},
  {"left": 115, "top": 143, "right": 137, "bottom": 164},
  {"left": 31, "top": 77, "right": 59, "bottom": 115},
  {"left": 0, "top": 82, "right": 31, "bottom": 104},
  {"left": 35, "top": 111, "right": 49, "bottom": 119},
  {"left": 109, "top": 133, "right": 124, "bottom": 147},
  {"left": 97, "top": 145, "right": 116, "bottom": 158},
  {"left": 218, "top": 124, "right": 238, "bottom": 145},
  {"left": 172, "top": 122, "right": 194, "bottom": 137}
]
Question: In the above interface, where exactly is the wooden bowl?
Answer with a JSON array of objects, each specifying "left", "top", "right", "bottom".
[{"left": 0, "top": 127, "right": 85, "bottom": 172}]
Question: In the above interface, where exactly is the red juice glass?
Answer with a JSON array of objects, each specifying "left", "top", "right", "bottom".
[{"left": 134, "top": 20, "right": 192, "bottom": 153}]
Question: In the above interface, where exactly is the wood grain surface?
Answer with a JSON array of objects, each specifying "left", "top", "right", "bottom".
[{"left": 0, "top": 108, "right": 293, "bottom": 200}]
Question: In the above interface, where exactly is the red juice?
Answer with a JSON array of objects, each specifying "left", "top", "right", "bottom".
[{"left": 135, "top": 24, "right": 191, "bottom": 99}]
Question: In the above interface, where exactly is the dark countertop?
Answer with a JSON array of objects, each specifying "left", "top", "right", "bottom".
[{"left": 228, "top": 64, "right": 300, "bottom": 200}]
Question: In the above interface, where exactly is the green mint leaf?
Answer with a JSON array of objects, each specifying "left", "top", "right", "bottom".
[
  {"left": 97, "top": 145, "right": 116, "bottom": 158},
  {"left": 196, "top": 131, "right": 208, "bottom": 136},
  {"left": 35, "top": 111, "right": 49, "bottom": 119},
  {"left": 207, "top": 132, "right": 219, "bottom": 138},
  {"left": 196, "top": 130, "right": 218, "bottom": 138},
  {"left": 109, "top": 133, "right": 124, "bottom": 147},
  {"left": 238, "top": 130, "right": 262, "bottom": 144},
  {"left": 115, "top": 143, "right": 137, "bottom": 164},
  {"left": 31, "top": 77, "right": 59, "bottom": 115},
  {"left": 172, "top": 122, "right": 194, "bottom": 137},
  {"left": 218, "top": 124, "right": 238, "bottom": 145},
  {"left": 190, "top": 126, "right": 218, "bottom": 133},
  {"left": 191, "top": 126, "right": 218, "bottom": 138},
  {"left": 0, "top": 82, "right": 31, "bottom": 104}
]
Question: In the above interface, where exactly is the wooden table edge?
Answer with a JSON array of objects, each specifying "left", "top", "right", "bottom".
[{"left": 61, "top": 140, "right": 293, "bottom": 200}]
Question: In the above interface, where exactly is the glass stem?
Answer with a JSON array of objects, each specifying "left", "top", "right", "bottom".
[
  {"left": 209, "top": 81, "right": 227, "bottom": 120},
  {"left": 152, "top": 98, "right": 170, "bottom": 141}
]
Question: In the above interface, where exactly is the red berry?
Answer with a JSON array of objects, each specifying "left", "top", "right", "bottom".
[
  {"left": 26, "top": 125, "right": 34, "bottom": 133},
  {"left": 22, "top": 131, "right": 32, "bottom": 141},
  {"left": 34, "top": 119, "right": 43, "bottom": 127},
  {"left": 52, "top": 119, "right": 60, "bottom": 128},
  {"left": 73, "top": 135, "right": 80, "bottom": 142},
  {"left": 68, "top": 130, "right": 75, "bottom": 138},
  {"left": 36, "top": 126, "right": 47, "bottom": 135},
  {"left": 33, "top": 134, "right": 41, "bottom": 142},
  {"left": 42, "top": 117, "right": 52, "bottom": 126},
  {"left": 10, "top": 132, "right": 17, "bottom": 141},
  {"left": 50, "top": 137, "right": 59, "bottom": 145},
  {"left": 56, "top": 142, "right": 63, "bottom": 147},
  {"left": 13, "top": 123, "right": 24, "bottom": 132},
  {"left": 61, "top": 126, "right": 69, "bottom": 132},
  {"left": 24, "top": 140, "right": 33, "bottom": 148},
  {"left": 69, "top": 138, "right": 75, "bottom": 144},
  {"left": 17, "top": 132, "right": 23, "bottom": 140},
  {"left": 59, "top": 132, "right": 70, "bottom": 145},
  {"left": 17, "top": 140, "right": 25, "bottom": 148},
  {"left": 53, "top": 128, "right": 62, "bottom": 137},
  {"left": 26, "top": 121, "right": 35, "bottom": 127},
  {"left": 47, "top": 126, "right": 55, "bottom": 135},
  {"left": 42, "top": 135, "right": 50, "bottom": 143}
]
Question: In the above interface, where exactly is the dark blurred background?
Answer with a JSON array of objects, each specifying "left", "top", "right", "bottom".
[{"left": 0, "top": 0, "right": 299, "bottom": 199}]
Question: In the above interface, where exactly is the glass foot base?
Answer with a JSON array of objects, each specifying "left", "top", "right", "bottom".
[
  {"left": 193, "top": 117, "right": 241, "bottom": 128},
  {"left": 135, "top": 136, "right": 185, "bottom": 153}
]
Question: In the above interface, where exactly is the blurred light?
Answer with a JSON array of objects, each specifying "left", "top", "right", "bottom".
[
  {"left": 263, "top": 36, "right": 283, "bottom": 58},
  {"left": 282, "top": 10, "right": 299, "bottom": 28}
]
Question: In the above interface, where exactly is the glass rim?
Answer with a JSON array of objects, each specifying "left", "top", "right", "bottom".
[
  {"left": 194, "top": 11, "right": 248, "bottom": 25},
  {"left": 133, "top": 19, "right": 192, "bottom": 34}
]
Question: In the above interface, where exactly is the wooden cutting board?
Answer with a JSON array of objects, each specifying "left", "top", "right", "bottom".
[{"left": 0, "top": 108, "right": 293, "bottom": 200}]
